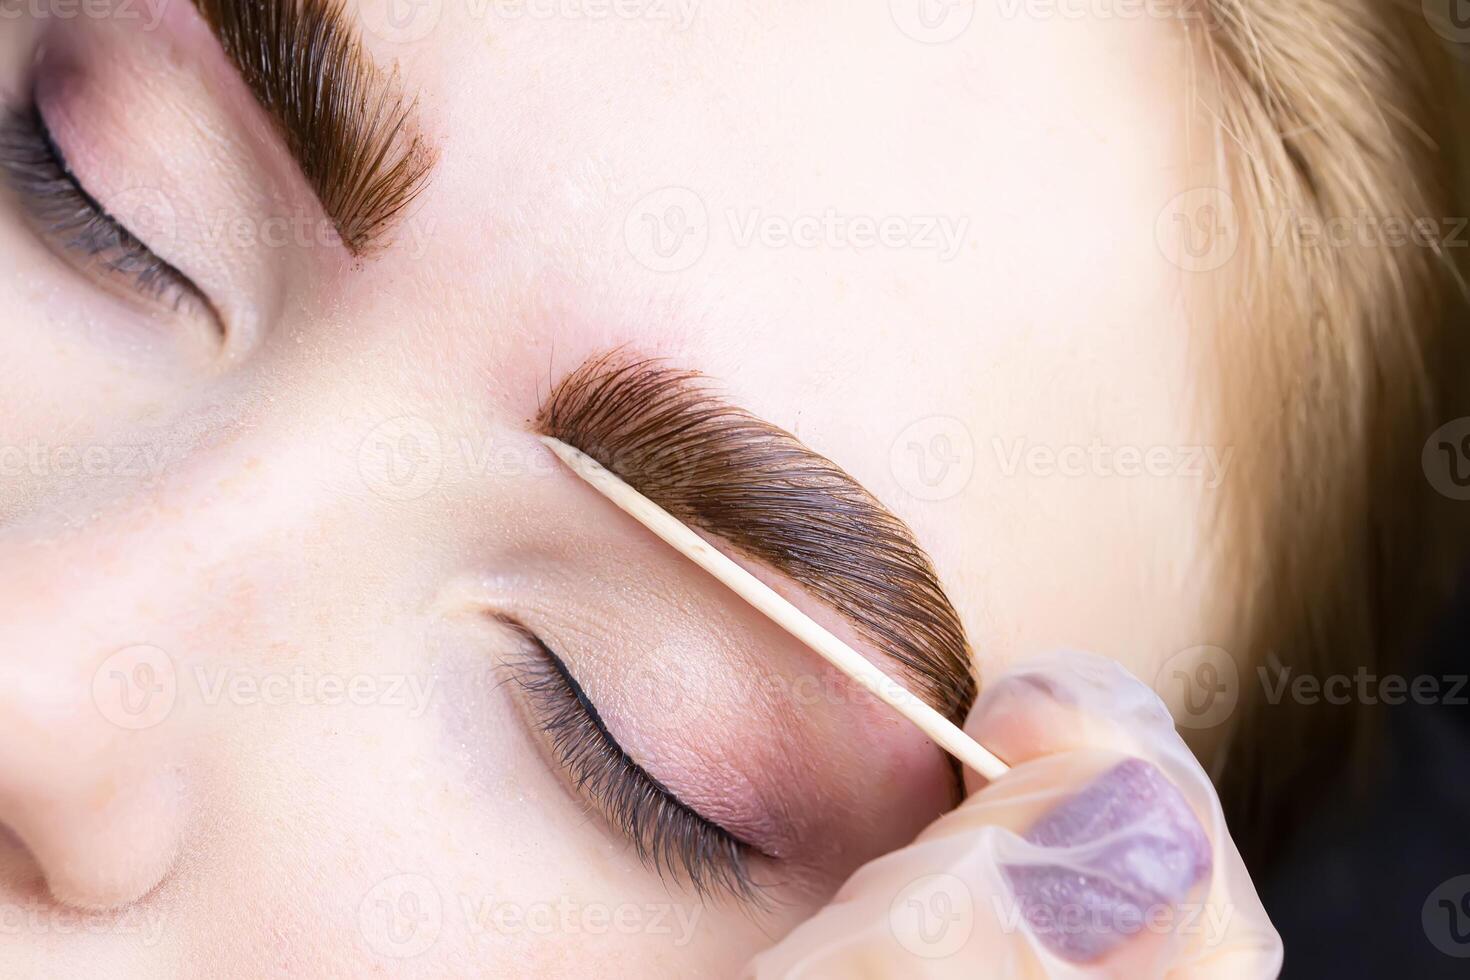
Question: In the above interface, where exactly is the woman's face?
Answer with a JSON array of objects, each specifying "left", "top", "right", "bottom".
[{"left": 0, "top": 2, "right": 1215, "bottom": 974}]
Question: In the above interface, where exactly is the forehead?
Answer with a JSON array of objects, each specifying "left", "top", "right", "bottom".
[
  {"left": 353, "top": 2, "right": 1196, "bottom": 381},
  {"left": 362, "top": 3, "right": 1190, "bottom": 276},
  {"left": 335, "top": 2, "right": 1206, "bottom": 674}
]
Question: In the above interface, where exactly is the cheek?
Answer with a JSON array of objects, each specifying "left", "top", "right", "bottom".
[{"left": 260, "top": 666, "right": 785, "bottom": 972}]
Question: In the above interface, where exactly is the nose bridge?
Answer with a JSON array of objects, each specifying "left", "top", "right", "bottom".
[
  {"left": 0, "top": 527, "right": 195, "bottom": 764},
  {"left": 0, "top": 419, "right": 326, "bottom": 911},
  {"left": 0, "top": 398, "right": 350, "bottom": 648}
]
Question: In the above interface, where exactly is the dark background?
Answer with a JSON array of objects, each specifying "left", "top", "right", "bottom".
[{"left": 1261, "top": 569, "right": 1470, "bottom": 977}]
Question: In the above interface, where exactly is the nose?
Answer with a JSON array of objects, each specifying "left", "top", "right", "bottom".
[
  {"left": 0, "top": 524, "right": 199, "bottom": 911},
  {"left": 0, "top": 403, "right": 447, "bottom": 911},
  {"left": 0, "top": 420, "right": 316, "bottom": 912},
  {"left": 0, "top": 401, "right": 432, "bottom": 910}
]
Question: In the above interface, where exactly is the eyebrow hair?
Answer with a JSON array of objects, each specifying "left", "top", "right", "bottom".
[
  {"left": 190, "top": 0, "right": 434, "bottom": 254},
  {"left": 537, "top": 352, "right": 977, "bottom": 724}
]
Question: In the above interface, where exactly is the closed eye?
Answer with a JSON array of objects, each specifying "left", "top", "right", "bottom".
[
  {"left": 496, "top": 615, "right": 773, "bottom": 906},
  {"left": 0, "top": 99, "right": 220, "bottom": 332}
]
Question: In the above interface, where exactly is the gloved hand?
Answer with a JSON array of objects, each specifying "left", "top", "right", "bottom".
[{"left": 746, "top": 651, "right": 1283, "bottom": 979}]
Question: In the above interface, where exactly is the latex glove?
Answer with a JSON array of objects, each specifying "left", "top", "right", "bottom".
[{"left": 746, "top": 652, "right": 1283, "bottom": 979}]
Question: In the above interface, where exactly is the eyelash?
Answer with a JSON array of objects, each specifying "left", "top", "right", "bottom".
[
  {"left": 499, "top": 621, "right": 767, "bottom": 906},
  {"left": 0, "top": 100, "right": 209, "bottom": 318}
]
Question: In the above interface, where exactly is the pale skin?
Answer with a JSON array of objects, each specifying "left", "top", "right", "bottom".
[{"left": 0, "top": 1, "right": 1230, "bottom": 976}]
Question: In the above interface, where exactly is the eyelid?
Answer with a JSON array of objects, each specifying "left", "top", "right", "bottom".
[
  {"left": 0, "top": 100, "right": 223, "bottom": 337},
  {"left": 494, "top": 615, "right": 774, "bottom": 906}
]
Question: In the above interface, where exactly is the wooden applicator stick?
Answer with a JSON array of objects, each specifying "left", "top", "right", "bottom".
[{"left": 540, "top": 436, "right": 1009, "bottom": 782}]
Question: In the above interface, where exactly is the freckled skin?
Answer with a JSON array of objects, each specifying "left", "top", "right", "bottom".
[{"left": 0, "top": 2, "right": 1220, "bottom": 976}]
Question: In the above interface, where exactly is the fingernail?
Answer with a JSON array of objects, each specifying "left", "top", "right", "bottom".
[{"left": 1003, "top": 758, "right": 1213, "bottom": 963}]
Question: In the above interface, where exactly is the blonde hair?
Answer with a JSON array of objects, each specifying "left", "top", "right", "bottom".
[{"left": 1192, "top": 0, "right": 1470, "bottom": 863}]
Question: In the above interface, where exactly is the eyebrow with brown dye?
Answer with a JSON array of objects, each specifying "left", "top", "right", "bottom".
[
  {"left": 190, "top": 0, "right": 434, "bottom": 254},
  {"left": 537, "top": 352, "right": 977, "bottom": 724}
]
